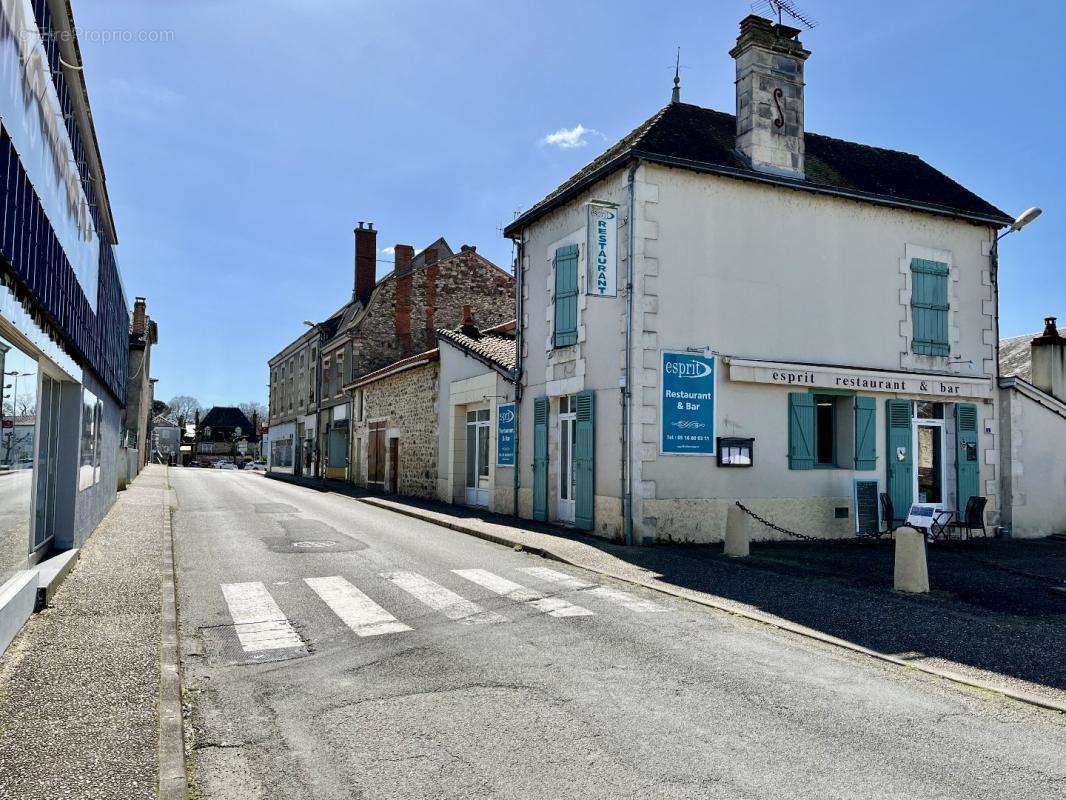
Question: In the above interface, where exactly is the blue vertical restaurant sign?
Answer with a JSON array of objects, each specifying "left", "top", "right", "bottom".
[
  {"left": 660, "top": 350, "right": 716, "bottom": 455},
  {"left": 496, "top": 403, "right": 516, "bottom": 466}
]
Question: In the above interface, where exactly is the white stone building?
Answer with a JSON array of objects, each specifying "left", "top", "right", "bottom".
[
  {"left": 435, "top": 314, "right": 517, "bottom": 514},
  {"left": 503, "top": 15, "right": 1017, "bottom": 544},
  {"left": 998, "top": 318, "right": 1066, "bottom": 538}
]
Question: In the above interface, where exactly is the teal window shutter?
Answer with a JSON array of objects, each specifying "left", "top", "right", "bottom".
[
  {"left": 553, "top": 244, "right": 579, "bottom": 347},
  {"left": 574, "top": 390, "right": 595, "bottom": 531},
  {"left": 910, "top": 258, "right": 949, "bottom": 356},
  {"left": 788, "top": 392, "right": 815, "bottom": 470},
  {"left": 885, "top": 399, "right": 914, "bottom": 520},
  {"left": 853, "top": 396, "right": 877, "bottom": 470},
  {"left": 532, "top": 396, "right": 549, "bottom": 521},
  {"left": 954, "top": 402, "right": 980, "bottom": 514}
]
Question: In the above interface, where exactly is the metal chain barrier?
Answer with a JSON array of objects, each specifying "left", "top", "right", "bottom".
[{"left": 734, "top": 500, "right": 885, "bottom": 541}]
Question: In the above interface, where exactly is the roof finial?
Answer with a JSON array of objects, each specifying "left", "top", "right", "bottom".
[{"left": 671, "top": 47, "right": 681, "bottom": 104}]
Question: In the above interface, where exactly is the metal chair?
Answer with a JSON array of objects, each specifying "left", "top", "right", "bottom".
[
  {"left": 944, "top": 496, "right": 989, "bottom": 542},
  {"left": 879, "top": 493, "right": 902, "bottom": 536}
]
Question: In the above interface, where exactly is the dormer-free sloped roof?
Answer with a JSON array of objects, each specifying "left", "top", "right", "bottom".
[
  {"left": 999, "top": 326, "right": 1066, "bottom": 381},
  {"left": 504, "top": 102, "right": 1011, "bottom": 236},
  {"left": 437, "top": 320, "right": 517, "bottom": 376}
]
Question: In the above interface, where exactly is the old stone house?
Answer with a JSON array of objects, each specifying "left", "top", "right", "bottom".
[
  {"left": 270, "top": 220, "right": 515, "bottom": 482},
  {"left": 346, "top": 348, "right": 440, "bottom": 497}
]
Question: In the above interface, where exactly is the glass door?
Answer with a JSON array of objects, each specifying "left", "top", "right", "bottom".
[
  {"left": 557, "top": 397, "right": 576, "bottom": 524},
  {"left": 465, "top": 409, "right": 490, "bottom": 507},
  {"left": 913, "top": 402, "right": 946, "bottom": 508},
  {"left": 33, "top": 375, "right": 59, "bottom": 550}
]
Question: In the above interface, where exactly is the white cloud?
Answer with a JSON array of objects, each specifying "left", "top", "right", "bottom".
[
  {"left": 380, "top": 246, "right": 395, "bottom": 255},
  {"left": 540, "top": 124, "right": 601, "bottom": 149}
]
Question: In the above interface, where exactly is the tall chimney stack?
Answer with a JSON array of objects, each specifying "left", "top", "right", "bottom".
[
  {"left": 1030, "top": 316, "right": 1066, "bottom": 401},
  {"left": 729, "top": 15, "right": 810, "bottom": 179},
  {"left": 353, "top": 221, "right": 377, "bottom": 306},
  {"left": 393, "top": 244, "right": 414, "bottom": 277},
  {"left": 132, "top": 296, "right": 147, "bottom": 336}
]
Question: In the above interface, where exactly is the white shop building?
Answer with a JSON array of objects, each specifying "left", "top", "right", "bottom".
[{"left": 504, "top": 15, "right": 1019, "bottom": 544}]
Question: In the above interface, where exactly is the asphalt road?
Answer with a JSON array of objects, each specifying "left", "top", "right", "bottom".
[{"left": 173, "top": 468, "right": 1066, "bottom": 800}]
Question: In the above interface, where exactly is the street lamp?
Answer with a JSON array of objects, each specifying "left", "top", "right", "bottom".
[{"left": 998, "top": 207, "right": 1042, "bottom": 241}]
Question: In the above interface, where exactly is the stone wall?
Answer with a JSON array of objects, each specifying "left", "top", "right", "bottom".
[
  {"left": 352, "top": 362, "right": 440, "bottom": 499},
  {"left": 349, "top": 248, "right": 514, "bottom": 381}
]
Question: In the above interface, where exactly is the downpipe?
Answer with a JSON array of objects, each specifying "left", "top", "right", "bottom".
[{"left": 623, "top": 160, "right": 639, "bottom": 545}]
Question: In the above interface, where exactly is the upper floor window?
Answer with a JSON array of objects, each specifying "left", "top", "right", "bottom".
[
  {"left": 910, "top": 258, "right": 949, "bottom": 357},
  {"left": 553, "top": 244, "right": 579, "bottom": 348}
]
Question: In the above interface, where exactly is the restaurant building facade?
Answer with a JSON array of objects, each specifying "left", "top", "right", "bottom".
[{"left": 504, "top": 16, "right": 1013, "bottom": 543}]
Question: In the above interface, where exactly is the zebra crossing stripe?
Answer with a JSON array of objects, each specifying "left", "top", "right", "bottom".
[
  {"left": 304, "top": 576, "right": 412, "bottom": 637},
  {"left": 452, "top": 568, "right": 594, "bottom": 618},
  {"left": 383, "top": 571, "right": 506, "bottom": 625},
  {"left": 520, "top": 566, "right": 668, "bottom": 613},
  {"left": 220, "top": 582, "right": 304, "bottom": 652}
]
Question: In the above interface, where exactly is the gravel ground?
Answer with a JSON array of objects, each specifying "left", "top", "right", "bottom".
[{"left": 0, "top": 467, "right": 165, "bottom": 800}]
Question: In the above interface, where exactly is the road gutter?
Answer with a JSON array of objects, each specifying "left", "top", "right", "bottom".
[
  {"left": 358, "top": 495, "right": 1066, "bottom": 716},
  {"left": 159, "top": 465, "right": 190, "bottom": 799}
]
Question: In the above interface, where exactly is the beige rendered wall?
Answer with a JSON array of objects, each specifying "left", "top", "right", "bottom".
[
  {"left": 515, "top": 161, "right": 999, "bottom": 543},
  {"left": 999, "top": 384, "right": 1066, "bottom": 538},
  {"left": 437, "top": 343, "right": 515, "bottom": 514}
]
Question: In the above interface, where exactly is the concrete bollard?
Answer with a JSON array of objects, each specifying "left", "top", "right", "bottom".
[
  {"left": 724, "top": 504, "right": 750, "bottom": 558},
  {"left": 893, "top": 526, "right": 929, "bottom": 593}
]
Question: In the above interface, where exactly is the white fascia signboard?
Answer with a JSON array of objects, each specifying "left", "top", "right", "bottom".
[
  {"left": 585, "top": 203, "right": 617, "bottom": 298},
  {"left": 727, "top": 358, "right": 992, "bottom": 400}
]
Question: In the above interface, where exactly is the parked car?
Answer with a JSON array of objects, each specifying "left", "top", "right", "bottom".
[
  {"left": 246, "top": 461, "right": 267, "bottom": 472},
  {"left": 216, "top": 461, "right": 238, "bottom": 470}
]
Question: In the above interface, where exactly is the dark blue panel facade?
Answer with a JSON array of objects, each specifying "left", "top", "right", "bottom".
[{"left": 0, "top": 126, "right": 128, "bottom": 404}]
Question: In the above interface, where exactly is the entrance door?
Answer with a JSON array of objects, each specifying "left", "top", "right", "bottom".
[
  {"left": 913, "top": 402, "right": 946, "bottom": 508},
  {"left": 388, "top": 437, "right": 399, "bottom": 494},
  {"left": 557, "top": 396, "right": 576, "bottom": 524},
  {"left": 32, "top": 375, "right": 59, "bottom": 550},
  {"left": 464, "top": 409, "right": 491, "bottom": 507},
  {"left": 294, "top": 423, "right": 304, "bottom": 476}
]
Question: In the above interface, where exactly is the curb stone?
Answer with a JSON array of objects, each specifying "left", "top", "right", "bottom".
[
  {"left": 158, "top": 465, "right": 189, "bottom": 799},
  {"left": 358, "top": 496, "right": 1066, "bottom": 716}
]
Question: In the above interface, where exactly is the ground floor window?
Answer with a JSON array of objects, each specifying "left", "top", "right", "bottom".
[
  {"left": 814, "top": 395, "right": 835, "bottom": 466},
  {"left": 271, "top": 437, "right": 293, "bottom": 468},
  {"left": 368, "top": 421, "right": 386, "bottom": 483}
]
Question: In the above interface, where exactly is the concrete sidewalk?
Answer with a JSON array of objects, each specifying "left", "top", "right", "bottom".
[
  {"left": 0, "top": 466, "right": 169, "bottom": 800},
  {"left": 358, "top": 494, "right": 1066, "bottom": 715}
]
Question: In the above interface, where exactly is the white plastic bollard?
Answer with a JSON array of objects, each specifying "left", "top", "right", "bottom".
[
  {"left": 893, "top": 526, "right": 929, "bottom": 593},
  {"left": 724, "top": 503, "right": 750, "bottom": 558}
]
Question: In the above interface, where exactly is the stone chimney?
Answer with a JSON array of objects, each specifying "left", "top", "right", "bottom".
[
  {"left": 729, "top": 14, "right": 810, "bottom": 179},
  {"left": 131, "top": 296, "right": 147, "bottom": 336},
  {"left": 460, "top": 304, "right": 480, "bottom": 339},
  {"left": 393, "top": 244, "right": 414, "bottom": 277},
  {"left": 353, "top": 221, "right": 377, "bottom": 306},
  {"left": 1030, "top": 316, "right": 1066, "bottom": 401}
]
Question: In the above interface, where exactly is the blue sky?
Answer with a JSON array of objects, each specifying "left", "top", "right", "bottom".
[{"left": 76, "top": 0, "right": 1062, "bottom": 408}]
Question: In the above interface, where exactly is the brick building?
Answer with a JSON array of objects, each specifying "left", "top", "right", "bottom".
[{"left": 269, "top": 220, "right": 515, "bottom": 482}]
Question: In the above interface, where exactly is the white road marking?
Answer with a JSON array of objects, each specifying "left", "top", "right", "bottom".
[
  {"left": 520, "top": 567, "right": 668, "bottom": 613},
  {"left": 452, "top": 569, "right": 594, "bottom": 618},
  {"left": 220, "top": 582, "right": 304, "bottom": 652},
  {"left": 304, "top": 576, "right": 411, "bottom": 637},
  {"left": 384, "top": 571, "right": 506, "bottom": 625}
]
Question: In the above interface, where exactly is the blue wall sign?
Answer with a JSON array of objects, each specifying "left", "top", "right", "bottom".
[
  {"left": 660, "top": 351, "right": 716, "bottom": 455},
  {"left": 496, "top": 403, "right": 516, "bottom": 466}
]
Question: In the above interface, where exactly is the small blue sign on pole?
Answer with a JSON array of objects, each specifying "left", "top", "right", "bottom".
[
  {"left": 496, "top": 403, "right": 516, "bottom": 466},
  {"left": 660, "top": 350, "right": 716, "bottom": 455}
]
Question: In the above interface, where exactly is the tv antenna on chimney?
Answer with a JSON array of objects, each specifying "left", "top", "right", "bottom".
[{"left": 750, "top": 0, "right": 817, "bottom": 29}]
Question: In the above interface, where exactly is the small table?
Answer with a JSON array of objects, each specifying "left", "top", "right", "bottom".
[{"left": 905, "top": 504, "right": 954, "bottom": 541}]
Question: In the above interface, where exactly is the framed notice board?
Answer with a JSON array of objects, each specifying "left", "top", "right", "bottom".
[{"left": 853, "top": 479, "right": 880, "bottom": 536}]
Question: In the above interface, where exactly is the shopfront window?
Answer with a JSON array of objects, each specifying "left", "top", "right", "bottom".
[
  {"left": 0, "top": 335, "right": 39, "bottom": 584},
  {"left": 79, "top": 388, "right": 102, "bottom": 490},
  {"left": 814, "top": 395, "right": 835, "bottom": 466}
]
